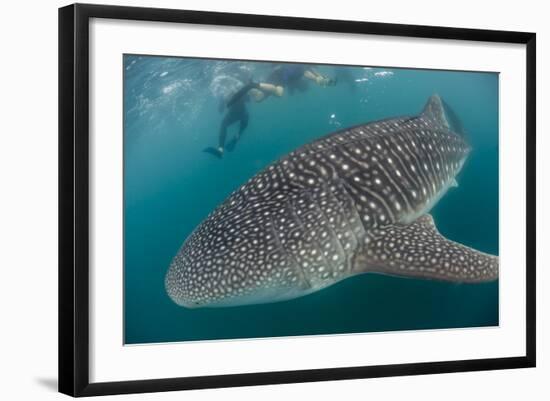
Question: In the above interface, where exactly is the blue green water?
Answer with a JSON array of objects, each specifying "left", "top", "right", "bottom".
[{"left": 124, "top": 55, "right": 499, "bottom": 344}]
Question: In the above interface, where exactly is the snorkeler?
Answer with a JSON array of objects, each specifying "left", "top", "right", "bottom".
[
  {"left": 271, "top": 64, "right": 336, "bottom": 89},
  {"left": 204, "top": 64, "right": 335, "bottom": 159},
  {"left": 203, "top": 81, "right": 284, "bottom": 158},
  {"left": 225, "top": 64, "right": 336, "bottom": 106}
]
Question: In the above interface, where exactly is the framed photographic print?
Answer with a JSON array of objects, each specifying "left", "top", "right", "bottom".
[{"left": 58, "top": 3, "right": 536, "bottom": 397}]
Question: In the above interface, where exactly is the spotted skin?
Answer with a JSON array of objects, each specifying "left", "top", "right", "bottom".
[
  {"left": 165, "top": 95, "right": 499, "bottom": 308},
  {"left": 356, "top": 214, "right": 498, "bottom": 282}
]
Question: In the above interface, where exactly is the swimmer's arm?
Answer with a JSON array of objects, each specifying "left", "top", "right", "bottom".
[
  {"left": 250, "top": 83, "right": 284, "bottom": 102},
  {"left": 304, "top": 69, "right": 322, "bottom": 81},
  {"left": 304, "top": 69, "right": 333, "bottom": 86}
]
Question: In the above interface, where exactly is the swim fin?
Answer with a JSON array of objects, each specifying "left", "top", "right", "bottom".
[
  {"left": 203, "top": 147, "right": 224, "bottom": 159},
  {"left": 226, "top": 81, "right": 259, "bottom": 108}
]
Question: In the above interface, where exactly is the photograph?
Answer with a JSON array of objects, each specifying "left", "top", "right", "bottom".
[{"left": 123, "top": 55, "right": 499, "bottom": 345}]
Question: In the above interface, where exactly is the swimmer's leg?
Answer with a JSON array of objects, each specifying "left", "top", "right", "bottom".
[
  {"left": 257, "top": 83, "right": 284, "bottom": 97},
  {"left": 239, "top": 111, "right": 249, "bottom": 134},
  {"left": 203, "top": 113, "right": 234, "bottom": 158},
  {"left": 227, "top": 110, "right": 249, "bottom": 152}
]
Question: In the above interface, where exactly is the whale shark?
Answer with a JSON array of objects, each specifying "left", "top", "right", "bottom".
[{"left": 165, "top": 95, "right": 498, "bottom": 308}]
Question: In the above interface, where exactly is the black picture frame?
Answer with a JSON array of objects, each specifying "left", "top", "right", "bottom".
[{"left": 59, "top": 3, "right": 536, "bottom": 397}]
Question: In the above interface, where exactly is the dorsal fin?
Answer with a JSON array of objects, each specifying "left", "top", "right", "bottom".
[{"left": 420, "top": 94, "right": 450, "bottom": 130}]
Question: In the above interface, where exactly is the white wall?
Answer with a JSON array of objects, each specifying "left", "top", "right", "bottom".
[{"left": 0, "top": 0, "right": 546, "bottom": 399}]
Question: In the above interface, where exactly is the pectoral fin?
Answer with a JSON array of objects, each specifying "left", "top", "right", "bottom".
[{"left": 354, "top": 215, "right": 498, "bottom": 283}]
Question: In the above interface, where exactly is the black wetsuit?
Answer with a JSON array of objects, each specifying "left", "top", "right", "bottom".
[
  {"left": 203, "top": 83, "right": 253, "bottom": 158},
  {"left": 218, "top": 92, "right": 249, "bottom": 150},
  {"left": 204, "top": 65, "right": 312, "bottom": 158},
  {"left": 220, "top": 66, "right": 306, "bottom": 148}
]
